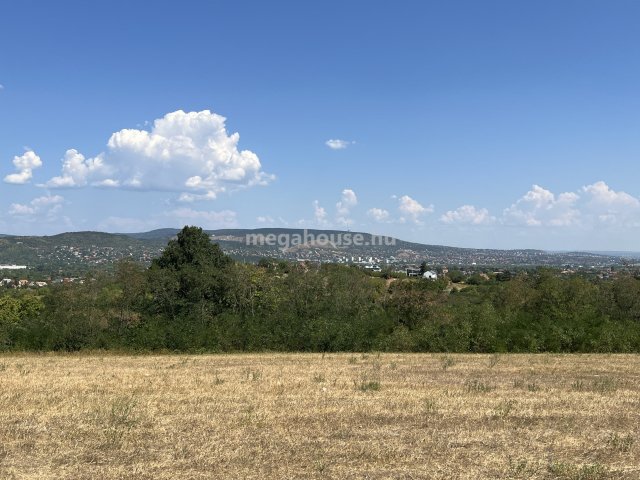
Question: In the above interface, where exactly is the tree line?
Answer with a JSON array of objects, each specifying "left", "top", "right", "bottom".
[{"left": 1, "top": 226, "right": 640, "bottom": 353}]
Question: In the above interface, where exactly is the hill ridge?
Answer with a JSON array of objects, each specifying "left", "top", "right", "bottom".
[{"left": 0, "top": 228, "right": 631, "bottom": 277}]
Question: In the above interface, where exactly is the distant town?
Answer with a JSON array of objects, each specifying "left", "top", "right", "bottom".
[{"left": 1, "top": 228, "right": 639, "bottom": 288}]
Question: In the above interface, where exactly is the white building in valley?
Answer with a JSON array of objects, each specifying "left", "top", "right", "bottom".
[{"left": 423, "top": 270, "right": 438, "bottom": 280}]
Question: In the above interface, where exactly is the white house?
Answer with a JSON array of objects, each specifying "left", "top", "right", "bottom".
[{"left": 423, "top": 270, "right": 438, "bottom": 280}]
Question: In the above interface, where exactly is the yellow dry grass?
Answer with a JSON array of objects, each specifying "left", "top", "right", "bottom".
[{"left": 0, "top": 353, "right": 639, "bottom": 479}]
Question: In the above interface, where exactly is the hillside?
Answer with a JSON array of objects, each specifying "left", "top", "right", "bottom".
[
  {"left": 142, "top": 228, "right": 630, "bottom": 266},
  {"left": 0, "top": 228, "right": 630, "bottom": 277},
  {"left": 0, "top": 231, "right": 165, "bottom": 276}
]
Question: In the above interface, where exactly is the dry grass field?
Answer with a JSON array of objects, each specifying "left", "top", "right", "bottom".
[{"left": 0, "top": 353, "right": 639, "bottom": 479}]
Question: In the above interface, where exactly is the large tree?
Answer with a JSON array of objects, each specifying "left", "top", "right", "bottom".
[{"left": 147, "top": 226, "right": 233, "bottom": 322}]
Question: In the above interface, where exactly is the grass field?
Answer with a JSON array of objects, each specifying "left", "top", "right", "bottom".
[{"left": 0, "top": 353, "right": 639, "bottom": 479}]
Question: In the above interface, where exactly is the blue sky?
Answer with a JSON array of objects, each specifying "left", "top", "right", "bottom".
[{"left": 1, "top": 0, "right": 640, "bottom": 250}]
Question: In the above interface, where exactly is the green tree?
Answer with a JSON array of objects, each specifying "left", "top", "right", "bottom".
[
  {"left": 147, "top": 226, "right": 233, "bottom": 324},
  {"left": 0, "top": 292, "right": 44, "bottom": 349},
  {"left": 448, "top": 269, "right": 465, "bottom": 283},
  {"left": 419, "top": 261, "right": 429, "bottom": 275}
]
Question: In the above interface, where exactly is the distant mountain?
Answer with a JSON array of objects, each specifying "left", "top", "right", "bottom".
[
  {"left": 127, "top": 228, "right": 625, "bottom": 267},
  {"left": 0, "top": 228, "right": 629, "bottom": 276}
]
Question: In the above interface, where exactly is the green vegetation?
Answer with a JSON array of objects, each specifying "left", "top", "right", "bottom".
[{"left": 1, "top": 226, "right": 640, "bottom": 353}]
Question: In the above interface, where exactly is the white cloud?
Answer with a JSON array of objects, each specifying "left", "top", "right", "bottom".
[
  {"left": 583, "top": 181, "right": 639, "bottom": 207},
  {"left": 582, "top": 181, "right": 640, "bottom": 226},
  {"left": 503, "top": 185, "right": 580, "bottom": 227},
  {"left": 9, "top": 194, "right": 64, "bottom": 220},
  {"left": 325, "top": 139, "right": 353, "bottom": 150},
  {"left": 4, "top": 150, "right": 42, "bottom": 184},
  {"left": 398, "top": 195, "right": 433, "bottom": 224},
  {"left": 498, "top": 182, "right": 640, "bottom": 229},
  {"left": 367, "top": 208, "right": 390, "bottom": 222},
  {"left": 8, "top": 204, "right": 35, "bottom": 216},
  {"left": 44, "top": 110, "right": 273, "bottom": 198},
  {"left": 313, "top": 200, "right": 328, "bottom": 226},
  {"left": 337, "top": 189, "right": 357, "bottom": 210},
  {"left": 45, "top": 149, "right": 110, "bottom": 188},
  {"left": 0, "top": 84, "right": 4, "bottom": 90},
  {"left": 336, "top": 188, "right": 357, "bottom": 226},
  {"left": 441, "top": 205, "right": 495, "bottom": 225},
  {"left": 177, "top": 191, "right": 218, "bottom": 202}
]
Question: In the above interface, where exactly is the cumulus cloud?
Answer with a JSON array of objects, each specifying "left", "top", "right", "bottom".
[
  {"left": 581, "top": 181, "right": 640, "bottom": 226},
  {"left": 44, "top": 110, "right": 273, "bottom": 198},
  {"left": 313, "top": 200, "right": 328, "bottom": 226},
  {"left": 4, "top": 150, "right": 42, "bottom": 184},
  {"left": 325, "top": 139, "right": 353, "bottom": 150},
  {"left": 367, "top": 208, "right": 390, "bottom": 222},
  {"left": 398, "top": 195, "right": 433, "bottom": 224},
  {"left": 583, "top": 181, "right": 639, "bottom": 207},
  {"left": 503, "top": 185, "right": 580, "bottom": 227},
  {"left": 336, "top": 188, "right": 357, "bottom": 226},
  {"left": 303, "top": 189, "right": 358, "bottom": 228},
  {"left": 9, "top": 194, "right": 64, "bottom": 220},
  {"left": 45, "top": 149, "right": 110, "bottom": 188},
  {"left": 501, "top": 181, "right": 640, "bottom": 228},
  {"left": 441, "top": 205, "right": 495, "bottom": 225}
]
